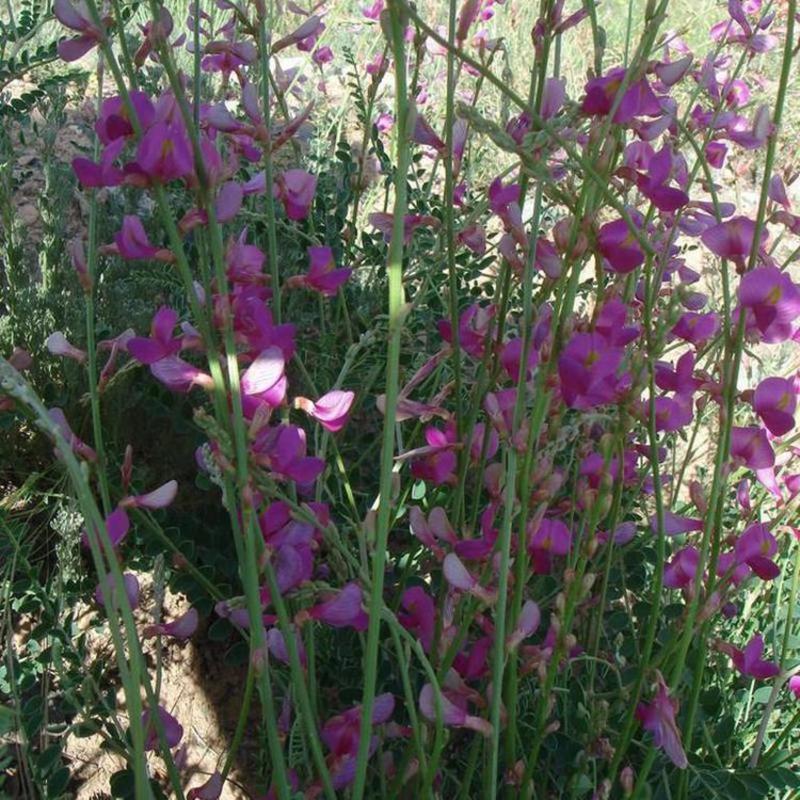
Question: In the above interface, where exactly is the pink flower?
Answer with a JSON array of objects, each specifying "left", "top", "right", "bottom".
[
  {"left": 418, "top": 683, "right": 491, "bottom": 736},
  {"left": 133, "top": 122, "right": 193, "bottom": 184},
  {"left": 734, "top": 522, "right": 779, "bottom": 580},
  {"left": 727, "top": 634, "right": 780, "bottom": 680},
  {"left": 72, "top": 138, "right": 125, "bottom": 187},
  {"left": 636, "top": 674, "right": 688, "bottom": 768},
  {"left": 664, "top": 546, "right": 701, "bottom": 589},
  {"left": 294, "top": 389, "right": 354, "bottom": 432},
  {"left": 399, "top": 586, "right": 436, "bottom": 651},
  {"left": 443, "top": 553, "right": 496, "bottom": 604},
  {"left": 731, "top": 426, "right": 775, "bottom": 470},
  {"left": 48, "top": 408, "right": 97, "bottom": 461},
  {"left": 96, "top": 92, "right": 155, "bottom": 144},
  {"left": 788, "top": 675, "right": 800, "bottom": 699},
  {"left": 81, "top": 507, "right": 130, "bottom": 550},
  {"left": 701, "top": 216, "right": 766, "bottom": 262},
  {"left": 102, "top": 216, "right": 173, "bottom": 262},
  {"left": 45, "top": 331, "right": 86, "bottom": 363},
  {"left": 671, "top": 312, "right": 720, "bottom": 346},
  {"left": 128, "top": 307, "right": 183, "bottom": 364},
  {"left": 739, "top": 267, "right": 800, "bottom": 343},
  {"left": 252, "top": 424, "right": 324, "bottom": 485},
  {"left": 507, "top": 600, "right": 541, "bottom": 650},
  {"left": 143, "top": 608, "right": 199, "bottom": 641},
  {"left": 121, "top": 479, "right": 178, "bottom": 510},
  {"left": 558, "top": 333, "right": 625, "bottom": 409},
  {"left": 141, "top": 705, "right": 183, "bottom": 750},
  {"left": 150, "top": 356, "right": 214, "bottom": 393},
  {"left": 650, "top": 511, "right": 703, "bottom": 536},
  {"left": 312, "top": 45, "right": 334, "bottom": 65},
  {"left": 369, "top": 212, "right": 439, "bottom": 244},
  {"left": 753, "top": 376, "right": 796, "bottom": 436},
  {"left": 306, "top": 582, "right": 368, "bottom": 631},
  {"left": 94, "top": 572, "right": 140, "bottom": 610},
  {"left": 187, "top": 772, "right": 223, "bottom": 800},
  {"left": 288, "top": 246, "right": 352, "bottom": 297},
  {"left": 241, "top": 346, "right": 287, "bottom": 416},
  {"left": 403, "top": 425, "right": 460, "bottom": 486},
  {"left": 54, "top": 0, "right": 108, "bottom": 61},
  {"left": 438, "top": 304, "right": 496, "bottom": 359},
  {"left": 529, "top": 518, "right": 572, "bottom": 573},
  {"left": 275, "top": 169, "right": 317, "bottom": 221}
]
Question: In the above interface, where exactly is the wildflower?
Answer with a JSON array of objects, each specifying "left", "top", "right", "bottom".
[
  {"left": 305, "top": 582, "right": 368, "bottom": 631},
  {"left": 141, "top": 705, "right": 183, "bottom": 750},
  {"left": 734, "top": 522, "right": 779, "bottom": 580},
  {"left": 671, "top": 312, "right": 720, "bottom": 347},
  {"left": 294, "top": 390, "right": 355, "bottom": 433},
  {"left": 636, "top": 673, "right": 688, "bottom": 768},
  {"left": 438, "top": 304, "right": 496, "bottom": 359},
  {"left": 187, "top": 772, "right": 223, "bottom": 800},
  {"left": 753, "top": 376, "right": 796, "bottom": 436},
  {"left": 252, "top": 424, "right": 324, "bottom": 485},
  {"left": 286, "top": 246, "right": 352, "bottom": 297},
  {"left": 150, "top": 356, "right": 214, "bottom": 393},
  {"left": 701, "top": 216, "right": 766, "bottom": 263},
  {"left": 48, "top": 408, "right": 97, "bottom": 461},
  {"left": 399, "top": 586, "right": 436, "bottom": 651},
  {"left": 72, "top": 138, "right": 125, "bottom": 187},
  {"left": 275, "top": 169, "right": 317, "bottom": 220},
  {"left": 94, "top": 572, "right": 140, "bottom": 610},
  {"left": 121, "top": 480, "right": 178, "bottom": 511},
  {"left": 128, "top": 307, "right": 183, "bottom": 365},
  {"left": 418, "top": 682, "right": 492, "bottom": 736},
  {"left": 54, "top": 0, "right": 109, "bottom": 61},
  {"left": 507, "top": 600, "right": 541, "bottom": 650},
  {"left": 143, "top": 608, "right": 199, "bottom": 641},
  {"left": 402, "top": 425, "right": 460, "bottom": 486},
  {"left": 663, "top": 546, "right": 701, "bottom": 590},
  {"left": 558, "top": 333, "right": 625, "bottom": 409},
  {"left": 132, "top": 122, "right": 193, "bottom": 184},
  {"left": 739, "top": 267, "right": 800, "bottom": 343},
  {"left": 368, "top": 212, "right": 439, "bottom": 243},
  {"left": 102, "top": 216, "right": 174, "bottom": 262},
  {"left": 721, "top": 634, "right": 780, "bottom": 680},
  {"left": 730, "top": 426, "right": 775, "bottom": 470},
  {"left": 443, "top": 553, "right": 496, "bottom": 604},
  {"left": 529, "top": 518, "right": 572, "bottom": 573},
  {"left": 788, "top": 675, "right": 800, "bottom": 699},
  {"left": 45, "top": 331, "right": 87, "bottom": 364},
  {"left": 240, "top": 346, "right": 287, "bottom": 416}
]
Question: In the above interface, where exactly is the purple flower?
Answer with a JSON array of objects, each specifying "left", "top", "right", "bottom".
[
  {"left": 294, "top": 389, "right": 354, "bottom": 433},
  {"left": 287, "top": 246, "right": 352, "bottom": 297},
  {"left": 734, "top": 522, "right": 779, "bottom": 580},
  {"left": 94, "top": 572, "right": 140, "bottom": 610},
  {"left": 141, "top": 705, "right": 183, "bottom": 751},
  {"left": 306, "top": 582, "right": 368, "bottom": 631},
  {"left": 143, "top": 608, "right": 199, "bottom": 641},
  {"left": 636, "top": 674, "right": 688, "bottom": 768},
  {"left": 728, "top": 634, "right": 781, "bottom": 680},
  {"left": 128, "top": 307, "right": 182, "bottom": 365},
  {"left": 753, "top": 376, "right": 796, "bottom": 436},
  {"left": 54, "top": 0, "right": 108, "bottom": 61},
  {"left": 252, "top": 424, "right": 324, "bottom": 485},
  {"left": 558, "top": 333, "right": 625, "bottom": 409},
  {"left": 399, "top": 586, "right": 436, "bottom": 651},
  {"left": 738, "top": 267, "right": 800, "bottom": 343},
  {"left": 731, "top": 426, "right": 775, "bottom": 470},
  {"left": 701, "top": 216, "right": 766, "bottom": 262},
  {"left": 134, "top": 122, "right": 193, "bottom": 184},
  {"left": 671, "top": 312, "right": 720, "bottom": 346},
  {"left": 419, "top": 683, "right": 491, "bottom": 736},
  {"left": 275, "top": 169, "right": 317, "bottom": 221}
]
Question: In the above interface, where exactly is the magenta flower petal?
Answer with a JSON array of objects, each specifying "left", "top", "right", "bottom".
[
  {"left": 308, "top": 582, "right": 368, "bottom": 631},
  {"left": 141, "top": 705, "right": 183, "bottom": 750},
  {"left": 754, "top": 376, "right": 796, "bottom": 436}
]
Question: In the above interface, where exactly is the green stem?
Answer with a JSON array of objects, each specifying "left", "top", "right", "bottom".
[{"left": 351, "top": 3, "right": 410, "bottom": 797}]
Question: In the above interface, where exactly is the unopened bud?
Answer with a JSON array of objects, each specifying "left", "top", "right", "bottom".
[{"left": 620, "top": 766, "right": 635, "bottom": 796}]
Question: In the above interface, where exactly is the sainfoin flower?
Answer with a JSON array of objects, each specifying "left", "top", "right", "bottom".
[
  {"left": 730, "top": 426, "right": 775, "bottom": 470},
  {"left": 636, "top": 673, "right": 688, "bottom": 768},
  {"left": 275, "top": 169, "right": 317, "bottom": 220},
  {"left": 419, "top": 682, "right": 491, "bottom": 736},
  {"left": 141, "top": 704, "right": 183, "bottom": 750},
  {"left": 286, "top": 246, "right": 352, "bottom": 297},
  {"left": 305, "top": 582, "right": 368, "bottom": 631},
  {"left": 738, "top": 267, "right": 800, "bottom": 343},
  {"left": 719, "top": 634, "right": 780, "bottom": 680},
  {"left": 143, "top": 608, "right": 199, "bottom": 641},
  {"left": 294, "top": 390, "right": 355, "bottom": 432},
  {"left": 753, "top": 376, "right": 796, "bottom": 436}
]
